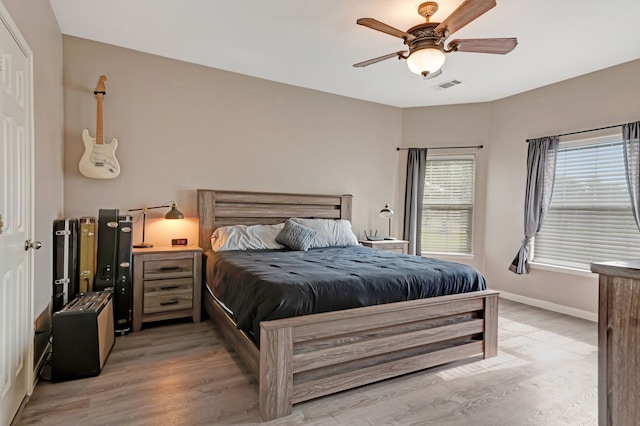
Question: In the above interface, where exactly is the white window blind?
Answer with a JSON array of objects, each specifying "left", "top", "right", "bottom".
[
  {"left": 534, "top": 139, "right": 640, "bottom": 270},
  {"left": 421, "top": 156, "right": 474, "bottom": 255}
]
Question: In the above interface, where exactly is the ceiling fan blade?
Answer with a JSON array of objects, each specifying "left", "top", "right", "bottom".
[
  {"left": 353, "top": 51, "right": 408, "bottom": 68},
  {"left": 448, "top": 38, "right": 517, "bottom": 54},
  {"left": 357, "top": 18, "right": 416, "bottom": 42},
  {"left": 435, "top": 0, "right": 496, "bottom": 37}
]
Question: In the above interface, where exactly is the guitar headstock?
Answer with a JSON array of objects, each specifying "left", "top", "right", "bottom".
[{"left": 94, "top": 75, "right": 107, "bottom": 95}]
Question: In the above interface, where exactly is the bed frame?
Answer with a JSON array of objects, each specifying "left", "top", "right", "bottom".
[{"left": 197, "top": 189, "right": 499, "bottom": 421}]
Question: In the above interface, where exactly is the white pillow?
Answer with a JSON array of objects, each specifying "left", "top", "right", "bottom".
[
  {"left": 211, "top": 223, "right": 285, "bottom": 251},
  {"left": 290, "top": 218, "right": 359, "bottom": 248}
]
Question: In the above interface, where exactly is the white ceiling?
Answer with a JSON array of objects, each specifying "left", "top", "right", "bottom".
[{"left": 49, "top": 0, "right": 640, "bottom": 108}]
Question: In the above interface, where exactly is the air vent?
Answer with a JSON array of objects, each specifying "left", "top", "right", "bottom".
[{"left": 431, "top": 79, "right": 463, "bottom": 91}]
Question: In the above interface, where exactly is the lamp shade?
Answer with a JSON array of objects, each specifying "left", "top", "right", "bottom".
[
  {"left": 379, "top": 203, "right": 393, "bottom": 218},
  {"left": 406, "top": 47, "right": 446, "bottom": 77},
  {"left": 164, "top": 203, "right": 184, "bottom": 219}
]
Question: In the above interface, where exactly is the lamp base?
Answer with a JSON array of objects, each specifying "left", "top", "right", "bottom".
[
  {"left": 133, "top": 242, "right": 153, "bottom": 248},
  {"left": 384, "top": 237, "right": 396, "bottom": 240}
]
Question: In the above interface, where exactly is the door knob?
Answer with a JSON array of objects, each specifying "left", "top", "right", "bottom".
[{"left": 25, "top": 240, "right": 42, "bottom": 251}]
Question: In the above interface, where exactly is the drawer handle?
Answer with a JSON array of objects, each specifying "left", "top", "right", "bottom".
[
  {"left": 160, "top": 299, "right": 179, "bottom": 306},
  {"left": 159, "top": 266, "right": 181, "bottom": 271},
  {"left": 160, "top": 285, "right": 180, "bottom": 290}
]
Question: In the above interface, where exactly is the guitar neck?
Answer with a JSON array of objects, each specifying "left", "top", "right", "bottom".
[{"left": 96, "top": 92, "right": 104, "bottom": 145}]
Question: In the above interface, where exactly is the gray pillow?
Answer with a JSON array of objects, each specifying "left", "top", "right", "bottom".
[
  {"left": 291, "top": 218, "right": 359, "bottom": 248},
  {"left": 276, "top": 219, "right": 317, "bottom": 251}
]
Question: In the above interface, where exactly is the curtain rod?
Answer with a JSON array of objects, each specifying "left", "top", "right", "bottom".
[
  {"left": 525, "top": 123, "right": 623, "bottom": 143},
  {"left": 396, "top": 144, "right": 483, "bottom": 151}
]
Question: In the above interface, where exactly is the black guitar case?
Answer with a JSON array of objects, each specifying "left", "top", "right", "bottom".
[
  {"left": 52, "top": 219, "right": 79, "bottom": 313},
  {"left": 114, "top": 214, "right": 133, "bottom": 334},
  {"left": 94, "top": 209, "right": 119, "bottom": 292}
]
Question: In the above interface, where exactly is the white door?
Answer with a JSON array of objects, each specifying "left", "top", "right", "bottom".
[{"left": 0, "top": 6, "right": 34, "bottom": 425}]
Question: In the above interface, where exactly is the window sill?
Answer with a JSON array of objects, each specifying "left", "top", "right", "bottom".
[
  {"left": 529, "top": 261, "right": 597, "bottom": 278},
  {"left": 422, "top": 252, "right": 475, "bottom": 261}
]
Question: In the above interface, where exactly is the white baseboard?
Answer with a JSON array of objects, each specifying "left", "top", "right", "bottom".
[{"left": 497, "top": 290, "right": 598, "bottom": 322}]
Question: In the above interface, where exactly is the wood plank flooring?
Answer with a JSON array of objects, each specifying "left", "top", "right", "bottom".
[{"left": 13, "top": 299, "right": 597, "bottom": 425}]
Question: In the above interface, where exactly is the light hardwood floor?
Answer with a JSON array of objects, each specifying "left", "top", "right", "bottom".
[{"left": 13, "top": 299, "right": 597, "bottom": 425}]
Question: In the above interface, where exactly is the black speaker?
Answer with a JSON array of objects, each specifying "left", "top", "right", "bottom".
[{"left": 52, "top": 291, "right": 115, "bottom": 382}]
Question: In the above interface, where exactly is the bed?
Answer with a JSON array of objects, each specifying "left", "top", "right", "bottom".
[{"left": 197, "top": 189, "right": 499, "bottom": 421}]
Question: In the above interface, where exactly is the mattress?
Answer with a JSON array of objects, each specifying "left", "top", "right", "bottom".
[{"left": 205, "top": 245, "right": 486, "bottom": 346}]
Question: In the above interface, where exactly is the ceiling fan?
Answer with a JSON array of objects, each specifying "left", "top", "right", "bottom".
[{"left": 354, "top": 0, "right": 517, "bottom": 79}]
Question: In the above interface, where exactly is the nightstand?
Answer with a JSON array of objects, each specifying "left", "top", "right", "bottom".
[
  {"left": 132, "top": 246, "right": 202, "bottom": 332},
  {"left": 359, "top": 239, "right": 410, "bottom": 254}
]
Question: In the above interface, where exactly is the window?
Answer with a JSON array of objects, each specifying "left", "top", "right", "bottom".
[
  {"left": 421, "top": 155, "right": 475, "bottom": 255},
  {"left": 533, "top": 137, "right": 640, "bottom": 270}
]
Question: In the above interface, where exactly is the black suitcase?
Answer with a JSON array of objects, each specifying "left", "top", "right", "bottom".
[
  {"left": 52, "top": 219, "right": 79, "bottom": 313},
  {"left": 114, "top": 215, "right": 133, "bottom": 334},
  {"left": 94, "top": 209, "right": 119, "bottom": 292}
]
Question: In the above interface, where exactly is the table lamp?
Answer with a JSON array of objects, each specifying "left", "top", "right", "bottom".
[
  {"left": 128, "top": 202, "right": 184, "bottom": 248},
  {"left": 379, "top": 203, "right": 394, "bottom": 240}
]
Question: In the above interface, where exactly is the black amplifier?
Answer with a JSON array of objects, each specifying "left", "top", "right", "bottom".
[{"left": 52, "top": 291, "right": 115, "bottom": 382}]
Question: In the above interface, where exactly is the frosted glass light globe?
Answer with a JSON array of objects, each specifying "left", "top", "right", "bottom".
[{"left": 406, "top": 48, "right": 446, "bottom": 76}]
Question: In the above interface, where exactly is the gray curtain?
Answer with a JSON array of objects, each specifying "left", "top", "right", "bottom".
[
  {"left": 509, "top": 136, "right": 559, "bottom": 274},
  {"left": 403, "top": 148, "right": 428, "bottom": 255},
  {"left": 622, "top": 121, "right": 640, "bottom": 230}
]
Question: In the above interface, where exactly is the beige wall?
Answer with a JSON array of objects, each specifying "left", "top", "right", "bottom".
[
  {"left": 403, "top": 59, "right": 640, "bottom": 317},
  {"left": 400, "top": 102, "right": 491, "bottom": 272},
  {"left": 62, "top": 36, "right": 402, "bottom": 246},
  {"left": 484, "top": 59, "right": 640, "bottom": 317},
  {"left": 62, "top": 35, "right": 640, "bottom": 318},
  {"left": 3, "top": 0, "right": 64, "bottom": 318},
  {"left": 0, "top": 2, "right": 633, "bottom": 389},
  {"left": 398, "top": 61, "right": 640, "bottom": 318}
]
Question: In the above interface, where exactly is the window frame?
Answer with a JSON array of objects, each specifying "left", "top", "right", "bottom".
[
  {"left": 421, "top": 153, "right": 476, "bottom": 258},
  {"left": 531, "top": 133, "right": 640, "bottom": 272}
]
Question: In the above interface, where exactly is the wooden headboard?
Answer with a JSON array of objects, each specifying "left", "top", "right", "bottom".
[{"left": 197, "top": 189, "right": 353, "bottom": 252}]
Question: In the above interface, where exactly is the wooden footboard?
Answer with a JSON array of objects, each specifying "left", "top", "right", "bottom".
[
  {"left": 205, "top": 288, "right": 498, "bottom": 421},
  {"left": 207, "top": 288, "right": 498, "bottom": 421}
]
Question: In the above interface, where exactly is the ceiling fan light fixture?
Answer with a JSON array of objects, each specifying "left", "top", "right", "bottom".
[{"left": 406, "top": 47, "right": 446, "bottom": 77}]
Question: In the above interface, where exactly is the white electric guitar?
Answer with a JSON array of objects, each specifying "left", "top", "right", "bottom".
[{"left": 79, "top": 75, "right": 120, "bottom": 178}]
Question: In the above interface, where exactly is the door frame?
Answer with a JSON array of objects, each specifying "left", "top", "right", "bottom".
[{"left": 0, "top": 0, "right": 36, "bottom": 398}]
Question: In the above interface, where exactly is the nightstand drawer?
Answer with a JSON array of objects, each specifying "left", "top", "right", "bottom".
[
  {"left": 143, "top": 277, "right": 193, "bottom": 295},
  {"left": 379, "top": 242, "right": 406, "bottom": 251},
  {"left": 143, "top": 258, "right": 193, "bottom": 279},
  {"left": 144, "top": 292, "right": 193, "bottom": 314},
  {"left": 384, "top": 247, "right": 405, "bottom": 254}
]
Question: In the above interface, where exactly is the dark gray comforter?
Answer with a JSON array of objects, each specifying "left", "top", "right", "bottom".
[{"left": 205, "top": 245, "right": 486, "bottom": 346}]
